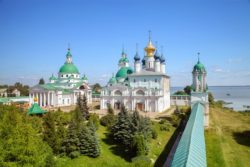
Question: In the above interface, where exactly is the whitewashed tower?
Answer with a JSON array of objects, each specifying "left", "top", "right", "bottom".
[
  {"left": 191, "top": 53, "right": 209, "bottom": 128},
  {"left": 134, "top": 44, "right": 141, "bottom": 73}
]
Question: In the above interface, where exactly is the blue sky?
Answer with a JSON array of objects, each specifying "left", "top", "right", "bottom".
[{"left": 0, "top": 0, "right": 250, "bottom": 86}]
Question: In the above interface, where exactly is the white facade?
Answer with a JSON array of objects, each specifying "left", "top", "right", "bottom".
[
  {"left": 29, "top": 48, "right": 92, "bottom": 107},
  {"left": 101, "top": 36, "right": 170, "bottom": 112}
]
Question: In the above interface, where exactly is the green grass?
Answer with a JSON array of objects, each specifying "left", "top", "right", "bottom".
[
  {"left": 205, "top": 106, "right": 250, "bottom": 167},
  {"left": 56, "top": 123, "right": 176, "bottom": 167}
]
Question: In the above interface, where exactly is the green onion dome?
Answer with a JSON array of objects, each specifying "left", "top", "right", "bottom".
[
  {"left": 116, "top": 67, "right": 133, "bottom": 79},
  {"left": 49, "top": 74, "right": 57, "bottom": 80},
  {"left": 193, "top": 59, "right": 206, "bottom": 72},
  {"left": 66, "top": 49, "right": 72, "bottom": 58},
  {"left": 82, "top": 74, "right": 88, "bottom": 81},
  {"left": 108, "top": 74, "right": 117, "bottom": 84},
  {"left": 59, "top": 63, "right": 79, "bottom": 74},
  {"left": 119, "top": 57, "right": 129, "bottom": 63}
]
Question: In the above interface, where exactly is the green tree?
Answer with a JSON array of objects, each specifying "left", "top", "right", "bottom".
[
  {"left": 54, "top": 120, "right": 66, "bottom": 154},
  {"left": 208, "top": 92, "right": 215, "bottom": 105},
  {"left": 87, "top": 121, "right": 100, "bottom": 157},
  {"left": 73, "top": 107, "right": 83, "bottom": 129},
  {"left": 39, "top": 78, "right": 45, "bottom": 85},
  {"left": 111, "top": 107, "right": 152, "bottom": 156},
  {"left": 174, "top": 91, "right": 186, "bottom": 95},
  {"left": 92, "top": 83, "right": 102, "bottom": 93},
  {"left": 43, "top": 112, "right": 56, "bottom": 152},
  {"left": 88, "top": 113, "right": 99, "bottom": 130},
  {"left": 111, "top": 105, "right": 133, "bottom": 149},
  {"left": 0, "top": 105, "right": 52, "bottom": 166},
  {"left": 133, "top": 133, "right": 149, "bottom": 156},
  {"left": 184, "top": 85, "right": 192, "bottom": 95},
  {"left": 107, "top": 103, "right": 114, "bottom": 115},
  {"left": 61, "top": 121, "right": 80, "bottom": 158},
  {"left": 77, "top": 95, "right": 89, "bottom": 120}
]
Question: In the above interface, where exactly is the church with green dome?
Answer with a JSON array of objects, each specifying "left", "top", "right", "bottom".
[
  {"left": 29, "top": 48, "right": 92, "bottom": 108},
  {"left": 101, "top": 34, "right": 171, "bottom": 112}
]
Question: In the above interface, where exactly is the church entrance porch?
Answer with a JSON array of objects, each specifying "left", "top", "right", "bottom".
[
  {"left": 114, "top": 102, "right": 121, "bottom": 110},
  {"left": 136, "top": 103, "right": 145, "bottom": 111}
]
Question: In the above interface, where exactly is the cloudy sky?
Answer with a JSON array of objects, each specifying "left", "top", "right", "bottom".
[{"left": 0, "top": 0, "right": 250, "bottom": 86}]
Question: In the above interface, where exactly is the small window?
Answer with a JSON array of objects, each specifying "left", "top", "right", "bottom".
[
  {"left": 134, "top": 79, "right": 136, "bottom": 83},
  {"left": 61, "top": 75, "right": 63, "bottom": 77},
  {"left": 155, "top": 79, "right": 157, "bottom": 83},
  {"left": 144, "top": 79, "right": 146, "bottom": 82}
]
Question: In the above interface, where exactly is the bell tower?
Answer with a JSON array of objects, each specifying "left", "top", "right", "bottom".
[{"left": 191, "top": 53, "right": 209, "bottom": 128}]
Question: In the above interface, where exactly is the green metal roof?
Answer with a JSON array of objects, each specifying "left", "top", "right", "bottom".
[
  {"left": 193, "top": 59, "right": 206, "bottom": 72},
  {"left": 108, "top": 74, "right": 117, "bottom": 84},
  {"left": 49, "top": 74, "right": 57, "bottom": 80},
  {"left": 59, "top": 63, "right": 79, "bottom": 74},
  {"left": 115, "top": 67, "right": 133, "bottom": 79},
  {"left": 82, "top": 74, "right": 88, "bottom": 81},
  {"left": 66, "top": 49, "right": 72, "bottom": 57},
  {"left": 27, "top": 103, "right": 47, "bottom": 115},
  {"left": 171, "top": 102, "right": 207, "bottom": 167},
  {"left": 119, "top": 57, "right": 129, "bottom": 63}
]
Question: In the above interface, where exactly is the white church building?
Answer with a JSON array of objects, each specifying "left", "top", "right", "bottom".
[
  {"left": 29, "top": 48, "right": 92, "bottom": 107},
  {"left": 100, "top": 34, "right": 171, "bottom": 112}
]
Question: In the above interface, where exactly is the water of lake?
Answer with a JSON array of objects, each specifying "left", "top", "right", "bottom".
[{"left": 171, "top": 86, "right": 250, "bottom": 111}]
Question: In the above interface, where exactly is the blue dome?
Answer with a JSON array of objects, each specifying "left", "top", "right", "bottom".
[
  {"left": 142, "top": 57, "right": 146, "bottom": 65},
  {"left": 160, "top": 54, "right": 165, "bottom": 63},
  {"left": 134, "top": 52, "right": 140, "bottom": 61},
  {"left": 154, "top": 50, "right": 161, "bottom": 60}
]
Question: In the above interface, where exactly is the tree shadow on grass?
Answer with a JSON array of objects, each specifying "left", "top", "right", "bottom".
[
  {"left": 154, "top": 120, "right": 186, "bottom": 167},
  {"left": 102, "top": 132, "right": 133, "bottom": 162},
  {"left": 233, "top": 130, "right": 250, "bottom": 147}
]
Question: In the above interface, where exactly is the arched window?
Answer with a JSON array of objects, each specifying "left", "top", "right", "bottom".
[
  {"left": 80, "top": 85, "right": 87, "bottom": 90},
  {"left": 136, "top": 90, "right": 145, "bottom": 96},
  {"left": 114, "top": 90, "right": 122, "bottom": 96}
]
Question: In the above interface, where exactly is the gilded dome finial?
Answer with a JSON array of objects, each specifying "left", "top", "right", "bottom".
[
  {"left": 144, "top": 30, "right": 156, "bottom": 57},
  {"left": 149, "top": 30, "right": 152, "bottom": 42}
]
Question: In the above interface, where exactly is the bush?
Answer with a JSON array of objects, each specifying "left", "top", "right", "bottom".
[
  {"left": 100, "top": 114, "right": 116, "bottom": 127},
  {"left": 159, "top": 119, "right": 166, "bottom": 124},
  {"left": 69, "top": 151, "right": 80, "bottom": 159},
  {"left": 45, "top": 153, "right": 57, "bottom": 167},
  {"left": 160, "top": 124, "right": 170, "bottom": 131},
  {"left": 132, "top": 156, "right": 151, "bottom": 167},
  {"left": 133, "top": 133, "right": 149, "bottom": 156},
  {"left": 171, "top": 115, "right": 180, "bottom": 127},
  {"left": 151, "top": 129, "right": 158, "bottom": 139}
]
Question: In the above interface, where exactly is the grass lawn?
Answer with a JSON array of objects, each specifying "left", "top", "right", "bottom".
[
  {"left": 57, "top": 122, "right": 176, "bottom": 167},
  {"left": 205, "top": 106, "right": 250, "bottom": 167}
]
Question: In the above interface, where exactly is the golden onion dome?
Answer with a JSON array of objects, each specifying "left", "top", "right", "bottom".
[{"left": 144, "top": 31, "right": 156, "bottom": 57}]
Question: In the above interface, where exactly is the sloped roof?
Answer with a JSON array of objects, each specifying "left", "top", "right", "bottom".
[
  {"left": 171, "top": 102, "right": 207, "bottom": 167},
  {"left": 27, "top": 103, "right": 47, "bottom": 115}
]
